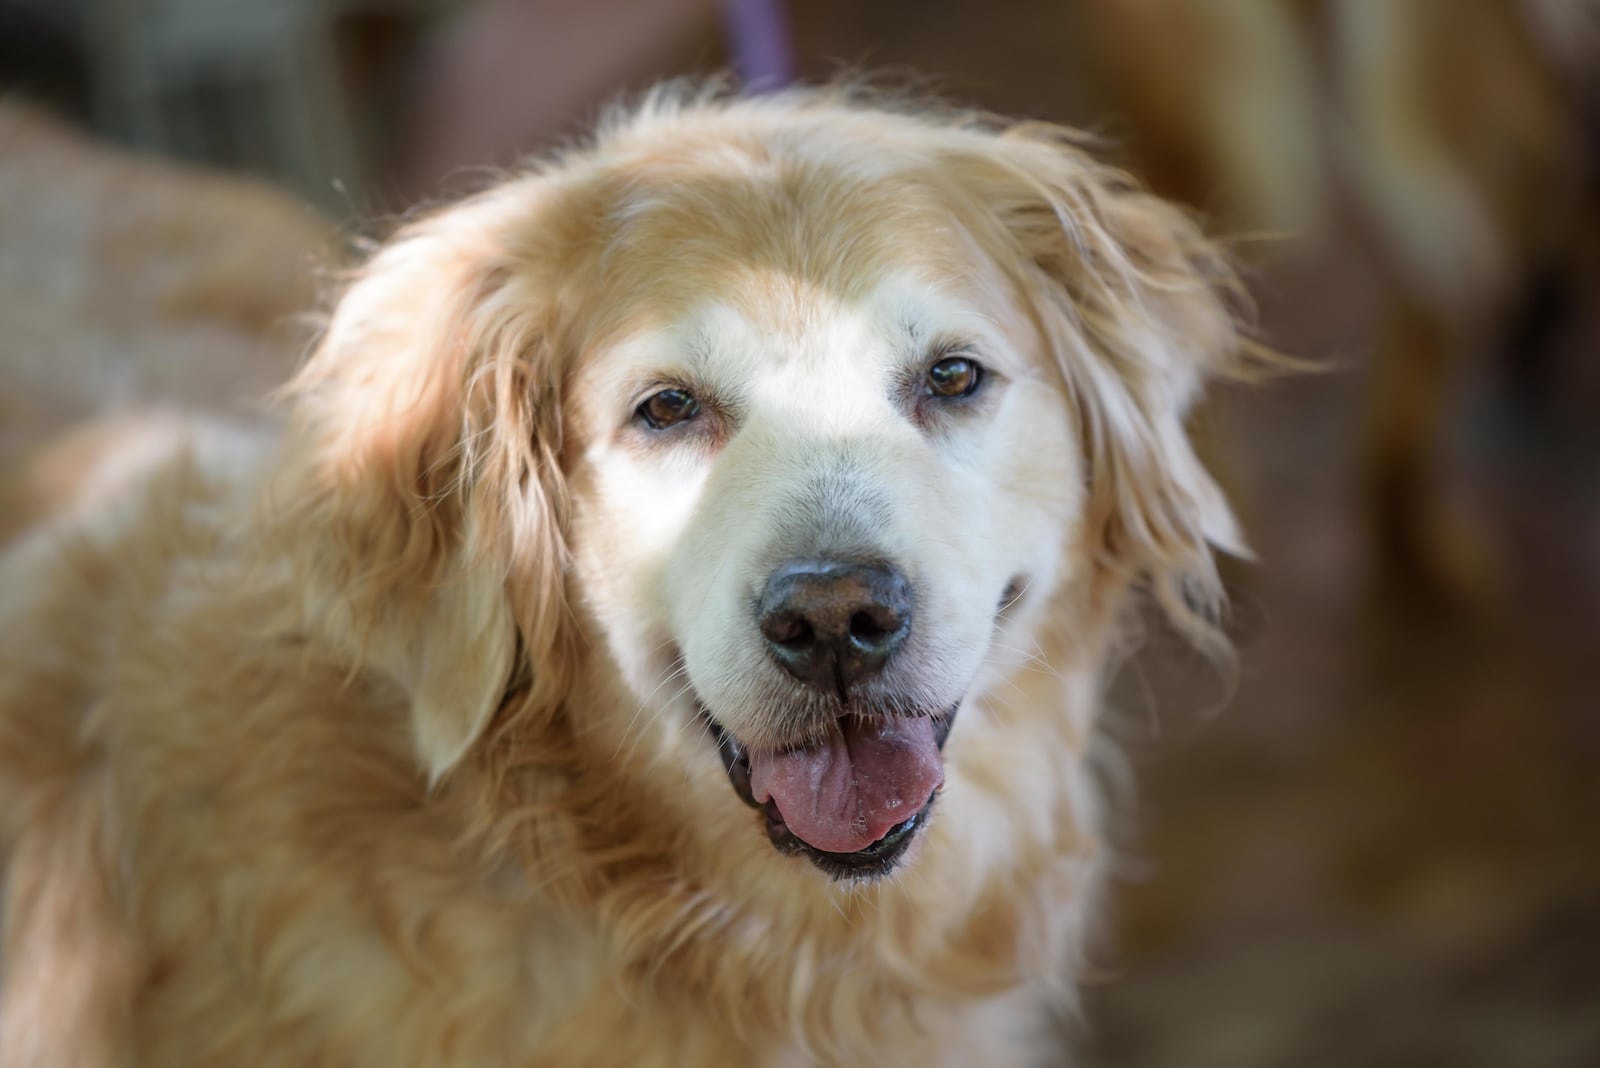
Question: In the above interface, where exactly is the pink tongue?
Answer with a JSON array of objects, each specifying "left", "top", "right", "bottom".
[{"left": 748, "top": 717, "right": 944, "bottom": 855}]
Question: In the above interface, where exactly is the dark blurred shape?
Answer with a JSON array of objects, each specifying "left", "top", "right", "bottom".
[
  {"left": 1075, "top": 0, "right": 1600, "bottom": 612},
  {"left": 0, "top": 1, "right": 92, "bottom": 121},
  {"left": 397, "top": 0, "right": 726, "bottom": 203}
]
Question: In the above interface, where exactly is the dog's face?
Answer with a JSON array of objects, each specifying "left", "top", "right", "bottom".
[
  {"left": 283, "top": 93, "right": 1250, "bottom": 888},
  {"left": 567, "top": 261, "right": 1080, "bottom": 875}
]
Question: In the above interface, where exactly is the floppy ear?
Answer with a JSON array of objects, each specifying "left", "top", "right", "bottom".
[
  {"left": 950, "top": 125, "right": 1263, "bottom": 649},
  {"left": 274, "top": 184, "right": 574, "bottom": 783}
]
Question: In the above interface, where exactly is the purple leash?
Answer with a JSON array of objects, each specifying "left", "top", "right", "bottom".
[{"left": 723, "top": 0, "right": 795, "bottom": 90}]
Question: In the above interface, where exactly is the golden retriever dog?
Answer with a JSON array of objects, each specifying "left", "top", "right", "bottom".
[{"left": 0, "top": 88, "right": 1258, "bottom": 1066}]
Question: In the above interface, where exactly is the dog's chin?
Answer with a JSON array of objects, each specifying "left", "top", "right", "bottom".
[{"left": 702, "top": 700, "right": 960, "bottom": 882}]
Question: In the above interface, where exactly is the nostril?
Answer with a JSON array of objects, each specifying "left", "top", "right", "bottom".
[
  {"left": 849, "top": 611, "right": 887, "bottom": 643},
  {"left": 761, "top": 613, "right": 814, "bottom": 648},
  {"left": 848, "top": 607, "right": 904, "bottom": 649}
]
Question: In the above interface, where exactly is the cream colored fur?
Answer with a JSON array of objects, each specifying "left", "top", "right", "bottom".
[{"left": 0, "top": 88, "right": 1257, "bottom": 1067}]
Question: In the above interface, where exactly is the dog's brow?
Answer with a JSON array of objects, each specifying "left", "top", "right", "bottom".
[
  {"left": 892, "top": 301, "right": 981, "bottom": 360},
  {"left": 898, "top": 312, "right": 929, "bottom": 349},
  {"left": 684, "top": 327, "right": 716, "bottom": 369},
  {"left": 656, "top": 327, "right": 752, "bottom": 417}
]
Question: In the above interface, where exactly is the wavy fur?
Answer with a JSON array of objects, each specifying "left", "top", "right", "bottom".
[{"left": 0, "top": 86, "right": 1257, "bottom": 1066}]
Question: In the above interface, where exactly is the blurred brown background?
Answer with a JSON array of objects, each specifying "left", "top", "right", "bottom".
[{"left": 3, "top": 1, "right": 1598, "bottom": 1064}]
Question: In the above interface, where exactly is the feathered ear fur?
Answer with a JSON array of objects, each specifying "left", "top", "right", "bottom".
[
  {"left": 944, "top": 124, "right": 1262, "bottom": 650},
  {"left": 274, "top": 183, "right": 575, "bottom": 783}
]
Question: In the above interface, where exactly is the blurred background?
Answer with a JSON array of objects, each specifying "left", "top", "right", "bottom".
[{"left": 2, "top": 1, "right": 1598, "bottom": 1064}]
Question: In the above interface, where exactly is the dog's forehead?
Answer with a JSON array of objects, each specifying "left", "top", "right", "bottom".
[
  {"left": 690, "top": 271, "right": 950, "bottom": 368},
  {"left": 600, "top": 270, "right": 1007, "bottom": 383}
]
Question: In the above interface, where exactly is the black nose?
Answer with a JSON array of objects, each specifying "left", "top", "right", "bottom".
[{"left": 758, "top": 560, "right": 912, "bottom": 695}]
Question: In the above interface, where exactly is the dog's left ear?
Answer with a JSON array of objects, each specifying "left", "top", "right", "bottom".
[
  {"left": 947, "top": 125, "right": 1262, "bottom": 648},
  {"left": 274, "top": 184, "right": 574, "bottom": 783}
]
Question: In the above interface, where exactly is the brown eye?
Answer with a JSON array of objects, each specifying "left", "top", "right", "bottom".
[
  {"left": 925, "top": 355, "right": 983, "bottom": 399},
  {"left": 637, "top": 387, "right": 701, "bottom": 430}
]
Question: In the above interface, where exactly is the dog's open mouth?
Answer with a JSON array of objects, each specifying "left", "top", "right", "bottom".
[{"left": 708, "top": 707, "right": 957, "bottom": 879}]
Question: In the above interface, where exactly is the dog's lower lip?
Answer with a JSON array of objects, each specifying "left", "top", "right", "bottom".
[{"left": 714, "top": 722, "right": 759, "bottom": 809}]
